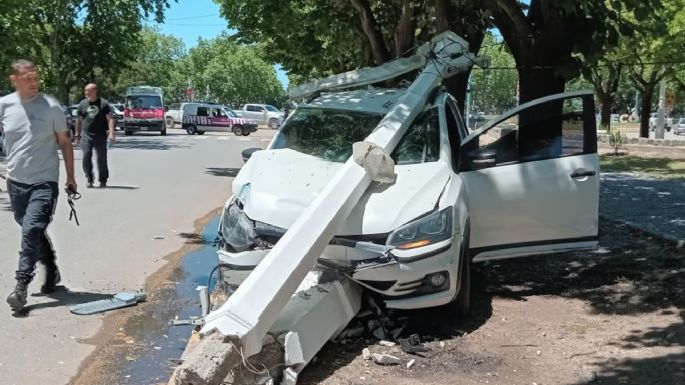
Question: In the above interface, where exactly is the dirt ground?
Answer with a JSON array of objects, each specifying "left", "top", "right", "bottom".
[{"left": 298, "top": 219, "right": 685, "bottom": 385}]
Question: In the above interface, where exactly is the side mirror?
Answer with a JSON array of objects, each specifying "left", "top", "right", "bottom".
[
  {"left": 241, "top": 148, "right": 261, "bottom": 163},
  {"left": 468, "top": 148, "right": 496, "bottom": 170}
]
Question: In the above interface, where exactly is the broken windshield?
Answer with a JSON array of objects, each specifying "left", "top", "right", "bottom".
[{"left": 271, "top": 107, "right": 383, "bottom": 162}]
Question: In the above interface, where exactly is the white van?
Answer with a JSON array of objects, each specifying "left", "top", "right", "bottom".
[{"left": 181, "top": 102, "right": 258, "bottom": 136}]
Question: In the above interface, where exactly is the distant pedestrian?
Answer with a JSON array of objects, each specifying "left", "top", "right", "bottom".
[
  {"left": 75, "top": 83, "right": 115, "bottom": 188},
  {"left": 0, "top": 59, "right": 76, "bottom": 312}
]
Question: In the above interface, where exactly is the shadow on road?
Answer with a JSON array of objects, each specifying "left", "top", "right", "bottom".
[
  {"left": 12, "top": 286, "right": 113, "bottom": 317},
  {"left": 111, "top": 138, "right": 190, "bottom": 151},
  {"left": 205, "top": 167, "right": 241, "bottom": 177},
  {"left": 100, "top": 185, "right": 139, "bottom": 190}
]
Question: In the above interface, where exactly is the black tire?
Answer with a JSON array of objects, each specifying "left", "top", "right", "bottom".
[
  {"left": 165, "top": 117, "right": 174, "bottom": 129},
  {"left": 453, "top": 223, "right": 471, "bottom": 315},
  {"left": 186, "top": 125, "right": 197, "bottom": 135},
  {"left": 233, "top": 125, "right": 244, "bottom": 136},
  {"left": 125, "top": 130, "right": 133, "bottom": 136},
  {"left": 242, "top": 130, "right": 250, "bottom": 136},
  {"left": 197, "top": 130, "right": 205, "bottom": 135},
  {"left": 268, "top": 118, "right": 280, "bottom": 130}
]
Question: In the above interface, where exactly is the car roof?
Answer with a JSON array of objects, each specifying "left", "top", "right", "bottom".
[{"left": 307, "top": 89, "right": 407, "bottom": 115}]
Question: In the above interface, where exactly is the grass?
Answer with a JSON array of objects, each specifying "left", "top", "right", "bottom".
[{"left": 601, "top": 154, "right": 685, "bottom": 179}]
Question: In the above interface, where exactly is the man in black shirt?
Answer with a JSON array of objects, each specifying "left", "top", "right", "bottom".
[{"left": 75, "top": 83, "right": 115, "bottom": 188}]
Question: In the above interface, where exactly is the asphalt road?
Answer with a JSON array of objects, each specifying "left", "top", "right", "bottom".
[{"left": 0, "top": 128, "right": 275, "bottom": 385}]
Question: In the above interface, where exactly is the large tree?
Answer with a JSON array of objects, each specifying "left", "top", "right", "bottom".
[
  {"left": 625, "top": 0, "right": 685, "bottom": 137},
  {"left": 214, "top": 0, "right": 490, "bottom": 108},
  {"left": 113, "top": 27, "right": 186, "bottom": 102},
  {"left": 482, "top": 0, "right": 660, "bottom": 105},
  {"left": 1, "top": 0, "right": 174, "bottom": 102},
  {"left": 175, "top": 35, "right": 284, "bottom": 106}
]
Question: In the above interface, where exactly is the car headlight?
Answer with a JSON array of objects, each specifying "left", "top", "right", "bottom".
[
  {"left": 220, "top": 201, "right": 256, "bottom": 252},
  {"left": 387, "top": 207, "right": 453, "bottom": 250}
]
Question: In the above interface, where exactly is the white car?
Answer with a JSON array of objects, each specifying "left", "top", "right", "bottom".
[
  {"left": 218, "top": 89, "right": 599, "bottom": 313},
  {"left": 675, "top": 118, "right": 685, "bottom": 135},
  {"left": 649, "top": 112, "right": 673, "bottom": 131}
]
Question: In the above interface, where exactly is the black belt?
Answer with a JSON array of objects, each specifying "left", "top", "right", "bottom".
[{"left": 65, "top": 186, "right": 81, "bottom": 226}]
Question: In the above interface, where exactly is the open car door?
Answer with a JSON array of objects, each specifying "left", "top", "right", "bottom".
[{"left": 459, "top": 91, "right": 599, "bottom": 261}]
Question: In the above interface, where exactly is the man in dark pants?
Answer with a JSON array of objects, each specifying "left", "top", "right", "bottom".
[
  {"left": 0, "top": 59, "right": 76, "bottom": 312},
  {"left": 75, "top": 83, "right": 115, "bottom": 188}
]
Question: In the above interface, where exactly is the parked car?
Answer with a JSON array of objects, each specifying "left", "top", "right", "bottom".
[
  {"left": 674, "top": 118, "right": 685, "bottom": 135},
  {"left": 181, "top": 102, "right": 258, "bottom": 136},
  {"left": 238, "top": 104, "right": 285, "bottom": 129},
  {"left": 219, "top": 89, "right": 600, "bottom": 312},
  {"left": 649, "top": 112, "right": 673, "bottom": 131}
]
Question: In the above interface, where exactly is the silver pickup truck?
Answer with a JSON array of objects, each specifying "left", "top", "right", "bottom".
[{"left": 238, "top": 104, "right": 285, "bottom": 129}]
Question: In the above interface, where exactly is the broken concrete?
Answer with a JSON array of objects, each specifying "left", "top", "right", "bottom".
[{"left": 372, "top": 353, "right": 401, "bottom": 366}]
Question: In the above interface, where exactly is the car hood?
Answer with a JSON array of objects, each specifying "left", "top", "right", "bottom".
[{"left": 233, "top": 149, "right": 451, "bottom": 235}]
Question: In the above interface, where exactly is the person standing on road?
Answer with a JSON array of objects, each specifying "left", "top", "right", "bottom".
[
  {"left": 75, "top": 83, "right": 115, "bottom": 188},
  {"left": 0, "top": 59, "right": 77, "bottom": 312}
]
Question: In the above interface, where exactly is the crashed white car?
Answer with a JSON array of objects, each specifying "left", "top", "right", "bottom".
[{"left": 217, "top": 88, "right": 599, "bottom": 313}]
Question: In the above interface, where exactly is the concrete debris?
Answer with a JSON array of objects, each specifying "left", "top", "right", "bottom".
[
  {"left": 371, "top": 353, "right": 401, "bottom": 366},
  {"left": 439, "top": 341, "right": 446, "bottom": 348},
  {"left": 406, "top": 359, "right": 416, "bottom": 369},
  {"left": 352, "top": 141, "right": 396, "bottom": 184},
  {"left": 282, "top": 367, "right": 298, "bottom": 385},
  {"left": 284, "top": 332, "right": 306, "bottom": 367},
  {"left": 399, "top": 334, "right": 431, "bottom": 355},
  {"left": 372, "top": 327, "right": 387, "bottom": 341},
  {"left": 379, "top": 340, "right": 396, "bottom": 347},
  {"left": 536, "top": 350, "right": 542, "bottom": 356},
  {"left": 362, "top": 348, "right": 372, "bottom": 360},
  {"left": 153, "top": 235, "right": 165, "bottom": 240}
]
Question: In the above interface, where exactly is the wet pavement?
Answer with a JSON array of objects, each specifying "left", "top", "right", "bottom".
[
  {"left": 600, "top": 172, "right": 685, "bottom": 242},
  {"left": 114, "top": 216, "right": 220, "bottom": 385}
]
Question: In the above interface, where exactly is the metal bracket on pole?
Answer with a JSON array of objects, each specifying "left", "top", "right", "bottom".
[{"left": 200, "top": 31, "right": 482, "bottom": 358}]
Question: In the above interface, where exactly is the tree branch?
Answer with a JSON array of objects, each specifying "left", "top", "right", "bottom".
[
  {"left": 482, "top": 0, "right": 531, "bottom": 58},
  {"left": 349, "top": 0, "right": 390, "bottom": 65}
]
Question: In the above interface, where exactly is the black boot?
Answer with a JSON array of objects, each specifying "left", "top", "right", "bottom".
[
  {"left": 41, "top": 267, "right": 61, "bottom": 294},
  {"left": 7, "top": 280, "right": 29, "bottom": 312}
]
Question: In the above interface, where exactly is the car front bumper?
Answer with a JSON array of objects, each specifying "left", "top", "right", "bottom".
[
  {"left": 124, "top": 119, "right": 165, "bottom": 131},
  {"left": 216, "top": 237, "right": 460, "bottom": 310}
]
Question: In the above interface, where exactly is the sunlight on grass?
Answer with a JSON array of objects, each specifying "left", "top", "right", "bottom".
[{"left": 600, "top": 155, "right": 685, "bottom": 179}]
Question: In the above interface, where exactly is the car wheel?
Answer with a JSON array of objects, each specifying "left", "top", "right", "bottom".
[
  {"left": 233, "top": 125, "right": 244, "bottom": 136},
  {"left": 268, "top": 118, "right": 280, "bottom": 130},
  {"left": 242, "top": 130, "right": 250, "bottom": 136},
  {"left": 452, "top": 223, "right": 471, "bottom": 315},
  {"left": 165, "top": 117, "right": 174, "bottom": 129},
  {"left": 197, "top": 130, "right": 205, "bottom": 135},
  {"left": 186, "top": 125, "right": 197, "bottom": 135}
]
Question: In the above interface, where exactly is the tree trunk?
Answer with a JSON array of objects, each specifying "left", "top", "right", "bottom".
[
  {"left": 600, "top": 94, "right": 613, "bottom": 130},
  {"left": 350, "top": 0, "right": 390, "bottom": 65},
  {"left": 639, "top": 84, "right": 655, "bottom": 138}
]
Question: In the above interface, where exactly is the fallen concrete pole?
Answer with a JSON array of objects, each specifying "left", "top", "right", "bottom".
[
  {"left": 192, "top": 32, "right": 481, "bottom": 383},
  {"left": 174, "top": 273, "right": 362, "bottom": 385}
]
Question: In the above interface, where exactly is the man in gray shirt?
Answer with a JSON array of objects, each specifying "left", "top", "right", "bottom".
[{"left": 0, "top": 59, "right": 76, "bottom": 313}]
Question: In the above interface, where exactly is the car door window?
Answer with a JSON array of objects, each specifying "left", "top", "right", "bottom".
[
  {"left": 246, "top": 105, "right": 260, "bottom": 112},
  {"left": 197, "top": 106, "right": 210, "bottom": 117},
  {"left": 391, "top": 108, "right": 440, "bottom": 165},
  {"left": 460, "top": 93, "right": 595, "bottom": 171}
]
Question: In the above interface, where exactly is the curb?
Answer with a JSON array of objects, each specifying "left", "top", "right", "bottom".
[{"left": 600, "top": 214, "right": 685, "bottom": 249}]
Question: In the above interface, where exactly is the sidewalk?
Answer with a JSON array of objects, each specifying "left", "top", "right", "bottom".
[{"left": 600, "top": 172, "right": 685, "bottom": 245}]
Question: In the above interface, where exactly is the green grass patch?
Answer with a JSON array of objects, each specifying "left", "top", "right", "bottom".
[{"left": 601, "top": 155, "right": 685, "bottom": 179}]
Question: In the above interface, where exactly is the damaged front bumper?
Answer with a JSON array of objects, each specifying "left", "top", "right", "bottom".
[{"left": 217, "top": 229, "right": 460, "bottom": 310}]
